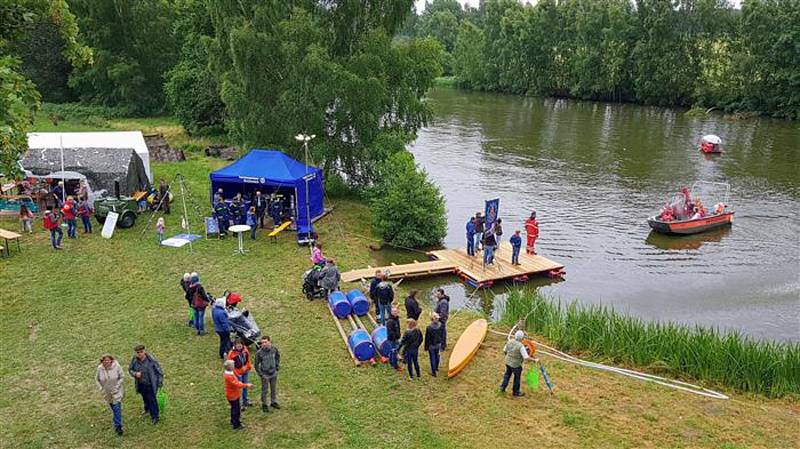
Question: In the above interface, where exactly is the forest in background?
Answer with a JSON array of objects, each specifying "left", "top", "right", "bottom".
[{"left": 404, "top": 0, "right": 799, "bottom": 119}]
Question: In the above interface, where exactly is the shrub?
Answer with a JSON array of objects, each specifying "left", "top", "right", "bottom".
[{"left": 370, "top": 151, "right": 447, "bottom": 248}]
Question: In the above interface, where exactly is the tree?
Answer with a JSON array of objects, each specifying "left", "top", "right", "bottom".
[
  {"left": 164, "top": 0, "right": 224, "bottom": 135},
  {"left": 68, "top": 0, "right": 179, "bottom": 115},
  {"left": 207, "top": 1, "right": 443, "bottom": 188},
  {"left": 371, "top": 151, "right": 447, "bottom": 248},
  {"left": 0, "top": 0, "right": 90, "bottom": 176},
  {"left": 453, "top": 20, "right": 487, "bottom": 88}
]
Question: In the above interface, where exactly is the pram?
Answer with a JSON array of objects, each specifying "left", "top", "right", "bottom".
[
  {"left": 218, "top": 290, "right": 261, "bottom": 346},
  {"left": 302, "top": 266, "right": 326, "bottom": 300}
]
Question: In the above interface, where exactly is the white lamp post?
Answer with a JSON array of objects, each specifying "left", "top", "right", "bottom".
[{"left": 294, "top": 133, "right": 316, "bottom": 249}]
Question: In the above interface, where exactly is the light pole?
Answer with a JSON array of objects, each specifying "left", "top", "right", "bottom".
[{"left": 294, "top": 133, "right": 316, "bottom": 250}]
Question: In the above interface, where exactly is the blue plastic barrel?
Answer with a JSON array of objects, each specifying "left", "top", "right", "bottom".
[
  {"left": 371, "top": 326, "right": 391, "bottom": 357},
  {"left": 345, "top": 289, "right": 370, "bottom": 316},
  {"left": 328, "top": 291, "right": 352, "bottom": 319},
  {"left": 348, "top": 329, "right": 375, "bottom": 361}
]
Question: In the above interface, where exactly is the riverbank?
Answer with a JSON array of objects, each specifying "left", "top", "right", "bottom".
[{"left": 1, "top": 116, "right": 797, "bottom": 448}]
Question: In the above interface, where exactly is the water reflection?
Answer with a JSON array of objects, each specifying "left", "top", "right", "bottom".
[{"left": 644, "top": 227, "right": 732, "bottom": 251}]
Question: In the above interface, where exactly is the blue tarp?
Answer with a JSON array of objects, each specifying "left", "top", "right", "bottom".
[{"left": 209, "top": 149, "right": 324, "bottom": 234}]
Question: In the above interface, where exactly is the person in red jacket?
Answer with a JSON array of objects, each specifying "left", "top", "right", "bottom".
[
  {"left": 227, "top": 339, "right": 253, "bottom": 407},
  {"left": 223, "top": 359, "right": 252, "bottom": 430},
  {"left": 61, "top": 196, "right": 77, "bottom": 239},
  {"left": 43, "top": 208, "right": 63, "bottom": 249},
  {"left": 524, "top": 211, "right": 539, "bottom": 255}
]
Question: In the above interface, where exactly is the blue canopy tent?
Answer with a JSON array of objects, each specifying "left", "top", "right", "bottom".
[{"left": 209, "top": 149, "right": 324, "bottom": 241}]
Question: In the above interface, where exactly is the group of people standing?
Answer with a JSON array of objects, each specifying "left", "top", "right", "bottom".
[
  {"left": 369, "top": 272, "right": 450, "bottom": 379},
  {"left": 465, "top": 210, "right": 540, "bottom": 265},
  {"left": 40, "top": 195, "right": 94, "bottom": 250},
  {"left": 179, "top": 271, "right": 283, "bottom": 430},
  {"left": 213, "top": 189, "right": 285, "bottom": 238}
]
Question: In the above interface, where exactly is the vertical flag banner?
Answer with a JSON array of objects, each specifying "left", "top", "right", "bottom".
[{"left": 485, "top": 198, "right": 500, "bottom": 229}]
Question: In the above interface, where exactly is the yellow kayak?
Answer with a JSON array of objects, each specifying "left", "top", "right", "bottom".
[{"left": 447, "top": 319, "right": 488, "bottom": 378}]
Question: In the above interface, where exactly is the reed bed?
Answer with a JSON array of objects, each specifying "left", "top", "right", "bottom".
[{"left": 501, "top": 289, "right": 800, "bottom": 397}]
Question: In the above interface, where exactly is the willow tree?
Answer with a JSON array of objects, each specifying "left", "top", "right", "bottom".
[{"left": 206, "top": 0, "right": 443, "bottom": 187}]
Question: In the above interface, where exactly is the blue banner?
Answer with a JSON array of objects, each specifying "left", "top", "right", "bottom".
[{"left": 484, "top": 198, "right": 500, "bottom": 229}]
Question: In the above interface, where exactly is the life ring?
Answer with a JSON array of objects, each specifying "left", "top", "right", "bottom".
[{"left": 522, "top": 338, "right": 537, "bottom": 356}]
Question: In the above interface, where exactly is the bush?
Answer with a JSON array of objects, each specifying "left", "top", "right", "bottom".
[
  {"left": 370, "top": 151, "right": 447, "bottom": 248},
  {"left": 164, "top": 60, "right": 224, "bottom": 136}
]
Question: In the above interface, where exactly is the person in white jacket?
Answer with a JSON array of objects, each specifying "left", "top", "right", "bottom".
[{"left": 96, "top": 354, "right": 125, "bottom": 436}]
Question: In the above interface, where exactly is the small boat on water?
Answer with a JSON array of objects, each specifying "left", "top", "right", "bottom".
[
  {"left": 648, "top": 181, "right": 734, "bottom": 235},
  {"left": 699, "top": 134, "right": 723, "bottom": 154},
  {"left": 648, "top": 211, "right": 734, "bottom": 235}
]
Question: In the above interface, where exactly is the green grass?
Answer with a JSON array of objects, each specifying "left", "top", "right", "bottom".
[
  {"left": 433, "top": 76, "right": 458, "bottom": 87},
  {"left": 501, "top": 289, "right": 800, "bottom": 398}
]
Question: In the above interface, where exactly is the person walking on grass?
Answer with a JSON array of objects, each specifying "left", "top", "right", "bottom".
[
  {"left": 19, "top": 203, "right": 33, "bottom": 233},
  {"left": 96, "top": 354, "right": 125, "bottom": 436},
  {"left": 510, "top": 230, "right": 522, "bottom": 265},
  {"left": 188, "top": 273, "right": 210, "bottom": 335},
  {"left": 156, "top": 217, "right": 165, "bottom": 245},
  {"left": 398, "top": 319, "right": 423, "bottom": 379},
  {"left": 128, "top": 345, "right": 163, "bottom": 424},
  {"left": 228, "top": 339, "right": 253, "bottom": 408},
  {"left": 500, "top": 330, "right": 534, "bottom": 397},
  {"left": 213, "top": 298, "right": 233, "bottom": 360},
  {"left": 386, "top": 306, "right": 402, "bottom": 370},
  {"left": 181, "top": 273, "right": 193, "bottom": 327},
  {"left": 44, "top": 207, "right": 63, "bottom": 249},
  {"left": 77, "top": 197, "right": 93, "bottom": 233},
  {"left": 254, "top": 336, "right": 281, "bottom": 413},
  {"left": 424, "top": 313, "right": 444, "bottom": 377},
  {"left": 405, "top": 290, "right": 422, "bottom": 321},
  {"left": 375, "top": 271, "right": 394, "bottom": 325},
  {"left": 224, "top": 359, "right": 253, "bottom": 430},
  {"left": 434, "top": 289, "right": 450, "bottom": 351},
  {"left": 246, "top": 206, "right": 257, "bottom": 240}
]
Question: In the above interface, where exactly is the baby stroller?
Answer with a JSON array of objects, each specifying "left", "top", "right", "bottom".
[
  {"left": 302, "top": 266, "right": 326, "bottom": 300},
  {"left": 220, "top": 291, "right": 261, "bottom": 346}
]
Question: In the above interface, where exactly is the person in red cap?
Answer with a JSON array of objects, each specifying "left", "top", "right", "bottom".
[{"left": 524, "top": 211, "right": 539, "bottom": 255}]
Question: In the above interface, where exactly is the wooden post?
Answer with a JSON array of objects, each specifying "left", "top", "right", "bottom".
[{"left": 328, "top": 305, "right": 359, "bottom": 366}]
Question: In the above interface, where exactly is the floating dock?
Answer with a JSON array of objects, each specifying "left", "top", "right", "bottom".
[{"left": 341, "top": 242, "right": 565, "bottom": 288}]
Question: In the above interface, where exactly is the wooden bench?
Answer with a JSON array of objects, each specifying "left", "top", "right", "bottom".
[{"left": 0, "top": 228, "right": 22, "bottom": 257}]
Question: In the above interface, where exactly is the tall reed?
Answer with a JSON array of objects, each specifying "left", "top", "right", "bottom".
[{"left": 501, "top": 289, "right": 800, "bottom": 397}]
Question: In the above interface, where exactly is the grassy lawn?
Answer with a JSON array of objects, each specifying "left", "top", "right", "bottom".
[{"left": 0, "top": 116, "right": 797, "bottom": 448}]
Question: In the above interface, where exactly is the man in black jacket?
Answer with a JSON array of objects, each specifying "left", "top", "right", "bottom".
[
  {"left": 434, "top": 289, "right": 450, "bottom": 351},
  {"left": 404, "top": 290, "right": 422, "bottom": 321},
  {"left": 253, "top": 190, "right": 268, "bottom": 229},
  {"left": 254, "top": 336, "right": 281, "bottom": 413},
  {"left": 128, "top": 345, "right": 163, "bottom": 424},
  {"left": 386, "top": 307, "right": 401, "bottom": 370},
  {"left": 374, "top": 272, "right": 394, "bottom": 325}
]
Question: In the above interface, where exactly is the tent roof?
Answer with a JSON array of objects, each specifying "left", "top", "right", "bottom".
[
  {"left": 21, "top": 147, "right": 138, "bottom": 175},
  {"left": 210, "top": 149, "right": 320, "bottom": 184},
  {"left": 27, "top": 131, "right": 152, "bottom": 180}
]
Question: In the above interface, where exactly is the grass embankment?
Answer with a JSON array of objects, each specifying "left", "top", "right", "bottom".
[
  {"left": 0, "top": 117, "right": 797, "bottom": 448},
  {"left": 503, "top": 290, "right": 800, "bottom": 398}
]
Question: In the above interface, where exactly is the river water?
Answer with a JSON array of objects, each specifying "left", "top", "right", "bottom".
[{"left": 398, "top": 87, "right": 799, "bottom": 342}]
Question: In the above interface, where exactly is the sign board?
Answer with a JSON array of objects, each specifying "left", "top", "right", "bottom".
[
  {"left": 205, "top": 217, "right": 220, "bottom": 239},
  {"left": 484, "top": 198, "right": 500, "bottom": 229},
  {"left": 101, "top": 211, "right": 119, "bottom": 239}
]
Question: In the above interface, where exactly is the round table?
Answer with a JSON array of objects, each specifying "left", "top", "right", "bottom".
[{"left": 228, "top": 224, "right": 251, "bottom": 255}]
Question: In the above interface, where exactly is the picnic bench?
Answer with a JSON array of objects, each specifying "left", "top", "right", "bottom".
[{"left": 0, "top": 228, "right": 21, "bottom": 257}]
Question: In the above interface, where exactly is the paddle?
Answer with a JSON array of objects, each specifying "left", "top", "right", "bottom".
[{"left": 540, "top": 362, "right": 555, "bottom": 396}]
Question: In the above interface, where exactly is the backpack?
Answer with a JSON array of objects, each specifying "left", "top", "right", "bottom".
[{"left": 192, "top": 287, "right": 208, "bottom": 309}]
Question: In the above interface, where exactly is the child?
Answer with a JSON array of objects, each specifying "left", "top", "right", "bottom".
[
  {"left": 246, "top": 206, "right": 257, "bottom": 240},
  {"left": 61, "top": 196, "right": 77, "bottom": 239},
  {"left": 156, "top": 217, "right": 165, "bottom": 244},
  {"left": 138, "top": 195, "right": 148, "bottom": 213},
  {"left": 509, "top": 230, "right": 522, "bottom": 265},
  {"left": 77, "top": 198, "right": 93, "bottom": 233},
  {"left": 19, "top": 204, "right": 33, "bottom": 233},
  {"left": 424, "top": 313, "right": 444, "bottom": 377},
  {"left": 398, "top": 319, "right": 423, "bottom": 379}
]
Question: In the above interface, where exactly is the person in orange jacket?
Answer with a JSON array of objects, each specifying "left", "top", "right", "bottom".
[
  {"left": 227, "top": 339, "right": 253, "bottom": 407},
  {"left": 524, "top": 211, "right": 539, "bottom": 255},
  {"left": 223, "top": 359, "right": 253, "bottom": 430}
]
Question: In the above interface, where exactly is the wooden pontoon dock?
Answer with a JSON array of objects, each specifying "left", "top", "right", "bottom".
[{"left": 341, "top": 242, "right": 565, "bottom": 288}]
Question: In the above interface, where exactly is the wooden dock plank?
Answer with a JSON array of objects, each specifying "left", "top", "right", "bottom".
[{"left": 340, "top": 242, "right": 563, "bottom": 285}]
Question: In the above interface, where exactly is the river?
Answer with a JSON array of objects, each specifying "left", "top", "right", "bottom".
[{"left": 396, "top": 87, "right": 799, "bottom": 342}]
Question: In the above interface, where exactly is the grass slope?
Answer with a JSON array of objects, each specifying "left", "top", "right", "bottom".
[{"left": 0, "top": 116, "right": 797, "bottom": 448}]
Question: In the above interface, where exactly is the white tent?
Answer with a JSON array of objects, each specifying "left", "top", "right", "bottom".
[{"left": 27, "top": 131, "right": 152, "bottom": 182}]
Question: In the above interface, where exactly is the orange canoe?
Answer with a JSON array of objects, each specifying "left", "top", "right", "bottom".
[{"left": 447, "top": 319, "right": 488, "bottom": 378}]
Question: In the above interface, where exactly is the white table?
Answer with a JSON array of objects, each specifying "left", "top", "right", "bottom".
[{"left": 228, "top": 224, "right": 251, "bottom": 255}]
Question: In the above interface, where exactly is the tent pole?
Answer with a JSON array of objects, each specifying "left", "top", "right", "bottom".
[
  {"left": 179, "top": 174, "right": 192, "bottom": 252},
  {"left": 59, "top": 136, "right": 66, "bottom": 204},
  {"left": 304, "top": 140, "right": 313, "bottom": 254}
]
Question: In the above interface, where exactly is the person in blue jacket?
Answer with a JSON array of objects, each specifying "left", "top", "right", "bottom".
[
  {"left": 213, "top": 197, "right": 229, "bottom": 235},
  {"left": 212, "top": 298, "right": 233, "bottom": 359},
  {"left": 510, "top": 230, "right": 522, "bottom": 265},
  {"left": 466, "top": 217, "right": 476, "bottom": 256},
  {"left": 246, "top": 206, "right": 257, "bottom": 240}
]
